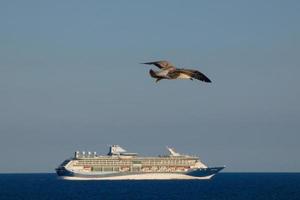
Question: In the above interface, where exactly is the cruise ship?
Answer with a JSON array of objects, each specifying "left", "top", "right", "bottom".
[{"left": 56, "top": 145, "right": 224, "bottom": 180}]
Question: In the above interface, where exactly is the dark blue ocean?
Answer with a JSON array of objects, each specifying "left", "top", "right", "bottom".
[{"left": 0, "top": 173, "right": 299, "bottom": 200}]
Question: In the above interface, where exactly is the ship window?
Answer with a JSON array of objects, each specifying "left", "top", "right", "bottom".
[{"left": 132, "top": 160, "right": 141, "bottom": 164}]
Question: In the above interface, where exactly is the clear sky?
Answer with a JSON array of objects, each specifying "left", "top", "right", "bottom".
[{"left": 0, "top": 0, "right": 299, "bottom": 173}]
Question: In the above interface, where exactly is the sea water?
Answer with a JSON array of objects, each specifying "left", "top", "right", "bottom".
[{"left": 0, "top": 173, "right": 299, "bottom": 200}]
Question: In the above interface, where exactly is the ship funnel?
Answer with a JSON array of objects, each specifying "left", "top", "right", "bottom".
[{"left": 108, "top": 145, "right": 127, "bottom": 155}]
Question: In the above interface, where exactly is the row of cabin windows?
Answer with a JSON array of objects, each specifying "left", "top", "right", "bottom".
[
  {"left": 76, "top": 160, "right": 194, "bottom": 164},
  {"left": 75, "top": 161, "right": 193, "bottom": 165},
  {"left": 76, "top": 159, "right": 194, "bottom": 163},
  {"left": 78, "top": 159, "right": 195, "bottom": 163}
]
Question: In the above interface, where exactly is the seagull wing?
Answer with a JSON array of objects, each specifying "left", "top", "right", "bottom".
[
  {"left": 177, "top": 69, "right": 211, "bottom": 83},
  {"left": 141, "top": 60, "right": 175, "bottom": 69}
]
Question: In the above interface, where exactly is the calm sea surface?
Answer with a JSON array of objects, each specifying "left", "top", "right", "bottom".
[{"left": 0, "top": 173, "right": 299, "bottom": 200}]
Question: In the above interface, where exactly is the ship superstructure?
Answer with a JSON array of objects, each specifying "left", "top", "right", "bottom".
[{"left": 56, "top": 145, "right": 224, "bottom": 180}]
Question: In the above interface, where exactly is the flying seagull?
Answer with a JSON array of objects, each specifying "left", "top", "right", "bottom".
[{"left": 141, "top": 60, "right": 211, "bottom": 83}]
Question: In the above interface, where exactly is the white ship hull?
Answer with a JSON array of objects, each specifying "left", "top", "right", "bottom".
[{"left": 60, "top": 173, "right": 214, "bottom": 180}]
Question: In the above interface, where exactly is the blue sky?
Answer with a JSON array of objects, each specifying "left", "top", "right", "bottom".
[{"left": 0, "top": 0, "right": 299, "bottom": 172}]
